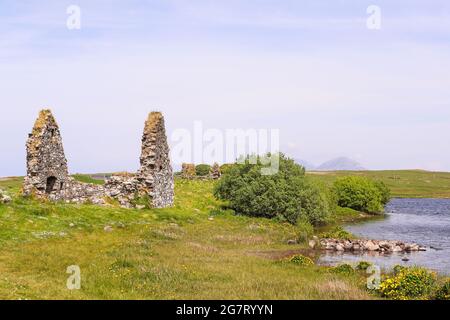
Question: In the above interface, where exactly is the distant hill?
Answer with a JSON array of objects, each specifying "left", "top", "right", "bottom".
[
  {"left": 316, "top": 157, "right": 366, "bottom": 171},
  {"left": 294, "top": 159, "right": 316, "bottom": 170}
]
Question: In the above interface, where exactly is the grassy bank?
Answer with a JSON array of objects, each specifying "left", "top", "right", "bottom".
[
  {"left": 307, "top": 170, "right": 450, "bottom": 199},
  {"left": 0, "top": 177, "right": 372, "bottom": 300}
]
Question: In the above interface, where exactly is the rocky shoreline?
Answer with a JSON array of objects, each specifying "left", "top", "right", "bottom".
[{"left": 309, "top": 237, "right": 427, "bottom": 253}]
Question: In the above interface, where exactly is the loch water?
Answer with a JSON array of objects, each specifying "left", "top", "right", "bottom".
[{"left": 318, "top": 198, "right": 450, "bottom": 274}]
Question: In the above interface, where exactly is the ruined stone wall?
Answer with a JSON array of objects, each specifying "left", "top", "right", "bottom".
[
  {"left": 181, "top": 163, "right": 196, "bottom": 179},
  {"left": 23, "top": 110, "right": 70, "bottom": 199},
  {"left": 104, "top": 174, "right": 140, "bottom": 208},
  {"left": 136, "top": 112, "right": 174, "bottom": 208},
  {"left": 210, "top": 163, "right": 221, "bottom": 179},
  {"left": 23, "top": 110, "right": 106, "bottom": 203},
  {"left": 23, "top": 109, "right": 174, "bottom": 209}
]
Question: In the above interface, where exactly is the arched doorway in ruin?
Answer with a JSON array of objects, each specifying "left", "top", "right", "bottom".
[{"left": 45, "top": 176, "right": 57, "bottom": 194}]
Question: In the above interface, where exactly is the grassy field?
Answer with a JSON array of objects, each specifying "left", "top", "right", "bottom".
[
  {"left": 307, "top": 170, "right": 450, "bottom": 199},
  {"left": 0, "top": 176, "right": 372, "bottom": 300}
]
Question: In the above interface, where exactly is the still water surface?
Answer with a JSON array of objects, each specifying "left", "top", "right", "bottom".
[{"left": 318, "top": 198, "right": 450, "bottom": 274}]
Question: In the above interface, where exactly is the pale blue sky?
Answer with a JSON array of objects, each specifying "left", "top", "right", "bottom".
[{"left": 1, "top": 0, "right": 449, "bottom": 176}]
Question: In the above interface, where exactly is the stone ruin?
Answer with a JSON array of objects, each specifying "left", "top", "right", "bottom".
[
  {"left": 181, "top": 163, "right": 222, "bottom": 180},
  {"left": 23, "top": 110, "right": 69, "bottom": 198},
  {"left": 23, "top": 109, "right": 174, "bottom": 208},
  {"left": 181, "top": 163, "right": 196, "bottom": 179},
  {"left": 104, "top": 112, "right": 174, "bottom": 208},
  {"left": 209, "top": 163, "right": 221, "bottom": 180},
  {"left": 137, "top": 112, "right": 174, "bottom": 207}
]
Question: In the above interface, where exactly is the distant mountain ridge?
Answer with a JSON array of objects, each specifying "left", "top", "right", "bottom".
[
  {"left": 294, "top": 157, "right": 366, "bottom": 171},
  {"left": 294, "top": 159, "right": 317, "bottom": 171}
]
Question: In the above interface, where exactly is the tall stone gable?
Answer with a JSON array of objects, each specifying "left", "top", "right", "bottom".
[
  {"left": 23, "top": 110, "right": 69, "bottom": 197},
  {"left": 137, "top": 112, "right": 174, "bottom": 208}
]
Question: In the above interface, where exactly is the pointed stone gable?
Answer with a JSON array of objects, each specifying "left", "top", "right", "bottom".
[
  {"left": 137, "top": 112, "right": 174, "bottom": 208},
  {"left": 23, "top": 110, "right": 69, "bottom": 197}
]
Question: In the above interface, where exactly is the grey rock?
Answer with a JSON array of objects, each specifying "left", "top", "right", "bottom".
[
  {"left": 0, "top": 189, "right": 12, "bottom": 204},
  {"left": 365, "top": 240, "right": 380, "bottom": 251},
  {"left": 308, "top": 239, "right": 317, "bottom": 249},
  {"left": 319, "top": 238, "right": 425, "bottom": 254}
]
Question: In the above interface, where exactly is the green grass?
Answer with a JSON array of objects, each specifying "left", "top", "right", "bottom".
[
  {"left": 0, "top": 177, "right": 372, "bottom": 300},
  {"left": 307, "top": 170, "right": 450, "bottom": 199},
  {"left": 71, "top": 174, "right": 105, "bottom": 185}
]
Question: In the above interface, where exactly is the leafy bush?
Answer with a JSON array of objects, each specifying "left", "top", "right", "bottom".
[
  {"left": 299, "top": 180, "right": 335, "bottom": 225},
  {"left": 320, "top": 226, "right": 353, "bottom": 239},
  {"left": 356, "top": 261, "right": 372, "bottom": 271},
  {"left": 219, "top": 164, "right": 236, "bottom": 175},
  {"left": 195, "top": 164, "right": 211, "bottom": 176},
  {"left": 379, "top": 267, "right": 436, "bottom": 300},
  {"left": 289, "top": 254, "right": 314, "bottom": 266},
  {"left": 331, "top": 264, "right": 355, "bottom": 275},
  {"left": 435, "top": 280, "right": 450, "bottom": 300},
  {"left": 374, "top": 180, "right": 391, "bottom": 205},
  {"left": 333, "top": 176, "right": 388, "bottom": 214},
  {"left": 213, "top": 154, "right": 332, "bottom": 225}
]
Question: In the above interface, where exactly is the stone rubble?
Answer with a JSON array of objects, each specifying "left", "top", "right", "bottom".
[
  {"left": 104, "top": 174, "right": 140, "bottom": 208},
  {"left": 22, "top": 109, "right": 174, "bottom": 209},
  {"left": 0, "top": 189, "right": 12, "bottom": 204},
  {"left": 209, "top": 163, "right": 221, "bottom": 180},
  {"left": 311, "top": 238, "right": 426, "bottom": 253}
]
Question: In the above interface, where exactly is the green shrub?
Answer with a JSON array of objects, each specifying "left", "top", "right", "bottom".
[
  {"left": 374, "top": 180, "right": 391, "bottom": 205},
  {"left": 213, "top": 154, "right": 332, "bottom": 225},
  {"left": 435, "top": 279, "right": 450, "bottom": 300},
  {"left": 331, "top": 264, "right": 355, "bottom": 275},
  {"left": 356, "top": 261, "right": 372, "bottom": 271},
  {"left": 289, "top": 254, "right": 314, "bottom": 266},
  {"left": 320, "top": 226, "right": 353, "bottom": 239},
  {"left": 219, "top": 164, "right": 236, "bottom": 175},
  {"left": 379, "top": 267, "right": 436, "bottom": 300},
  {"left": 333, "top": 176, "right": 388, "bottom": 214},
  {"left": 299, "top": 179, "right": 335, "bottom": 225},
  {"left": 195, "top": 164, "right": 211, "bottom": 176}
]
